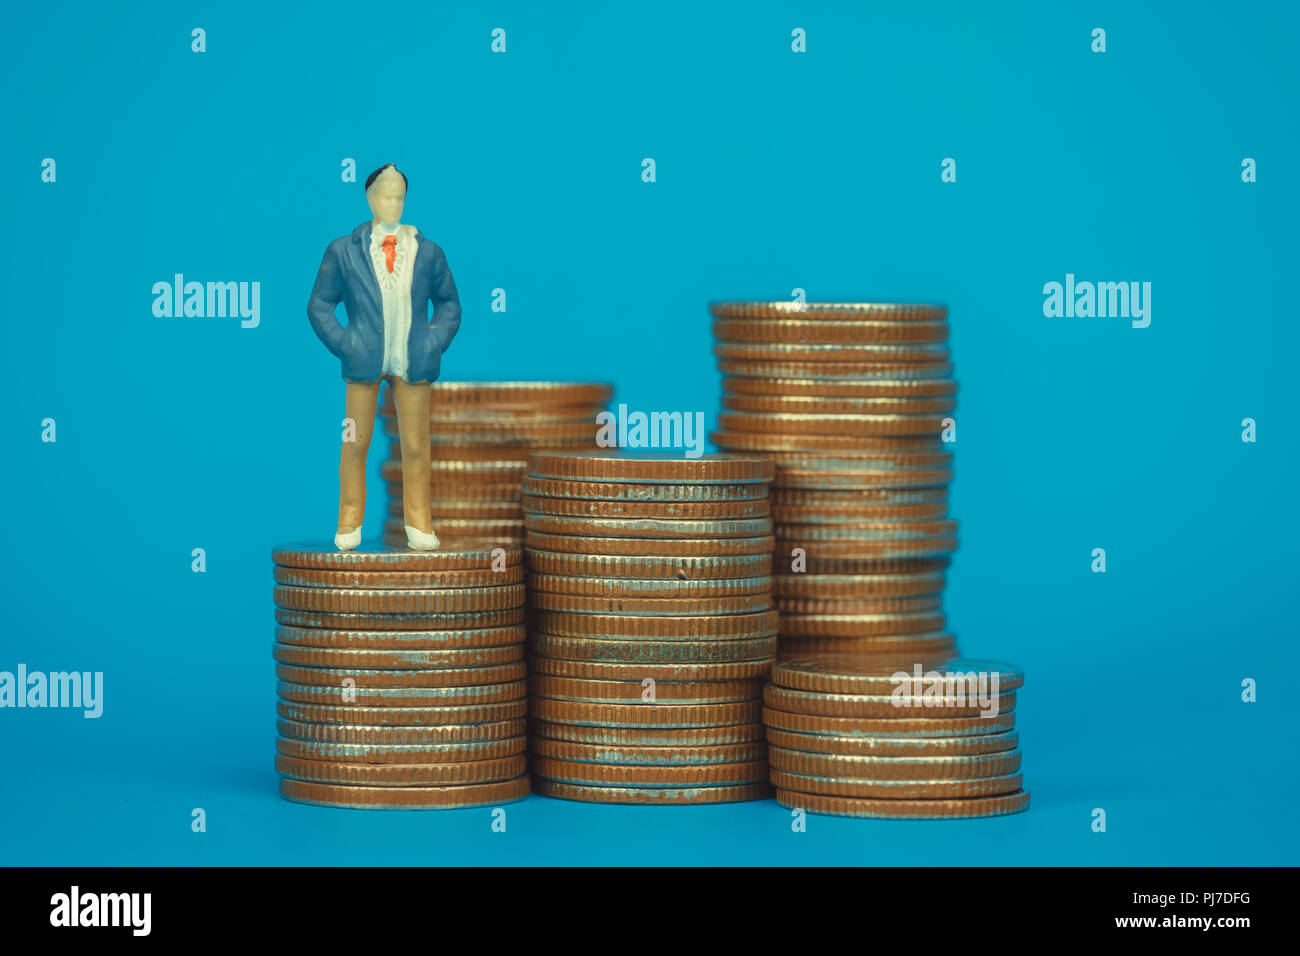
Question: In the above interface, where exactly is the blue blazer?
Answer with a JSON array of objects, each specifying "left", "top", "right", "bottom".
[{"left": 307, "top": 221, "right": 461, "bottom": 383}]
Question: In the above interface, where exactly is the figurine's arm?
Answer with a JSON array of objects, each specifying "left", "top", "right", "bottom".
[
  {"left": 307, "top": 244, "right": 348, "bottom": 357},
  {"left": 428, "top": 246, "right": 461, "bottom": 353}
]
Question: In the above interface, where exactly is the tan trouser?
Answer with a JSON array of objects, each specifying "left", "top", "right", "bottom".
[{"left": 338, "top": 376, "right": 431, "bottom": 534}]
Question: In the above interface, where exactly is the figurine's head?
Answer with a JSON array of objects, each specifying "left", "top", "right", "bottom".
[{"left": 365, "top": 164, "right": 407, "bottom": 230}]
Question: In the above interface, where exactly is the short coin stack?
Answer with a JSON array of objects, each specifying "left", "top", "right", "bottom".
[
  {"left": 379, "top": 381, "right": 612, "bottom": 548},
  {"left": 709, "top": 302, "right": 958, "bottom": 659},
  {"left": 523, "top": 451, "right": 779, "bottom": 805},
  {"left": 272, "top": 542, "right": 530, "bottom": 810},
  {"left": 764, "top": 655, "right": 1029, "bottom": 819}
]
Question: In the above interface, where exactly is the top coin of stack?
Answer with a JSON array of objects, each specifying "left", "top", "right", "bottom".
[
  {"left": 379, "top": 382, "right": 612, "bottom": 548},
  {"left": 709, "top": 302, "right": 958, "bottom": 659},
  {"left": 271, "top": 541, "right": 531, "bottom": 810},
  {"left": 522, "top": 451, "right": 779, "bottom": 805}
]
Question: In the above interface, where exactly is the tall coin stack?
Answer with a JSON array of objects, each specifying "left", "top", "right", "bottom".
[
  {"left": 272, "top": 542, "right": 531, "bottom": 810},
  {"left": 522, "top": 451, "right": 778, "bottom": 805},
  {"left": 378, "top": 382, "right": 612, "bottom": 548},
  {"left": 764, "top": 655, "right": 1029, "bottom": 819},
  {"left": 709, "top": 302, "right": 958, "bottom": 659}
]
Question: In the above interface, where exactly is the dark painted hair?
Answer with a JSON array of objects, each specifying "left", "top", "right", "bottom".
[{"left": 365, "top": 164, "right": 407, "bottom": 191}]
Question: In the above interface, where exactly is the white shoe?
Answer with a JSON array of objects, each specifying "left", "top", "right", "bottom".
[
  {"left": 405, "top": 524, "right": 440, "bottom": 551},
  {"left": 334, "top": 526, "right": 362, "bottom": 551}
]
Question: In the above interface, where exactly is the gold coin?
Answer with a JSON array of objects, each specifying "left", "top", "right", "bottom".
[
  {"left": 525, "top": 531, "right": 775, "bottom": 557},
  {"left": 273, "top": 643, "right": 524, "bottom": 669},
  {"left": 530, "top": 656, "right": 772, "bottom": 681},
  {"left": 778, "top": 610, "right": 947, "bottom": 638},
  {"left": 522, "top": 476, "right": 768, "bottom": 502},
  {"left": 526, "top": 571, "right": 772, "bottom": 598},
  {"left": 273, "top": 565, "right": 523, "bottom": 589},
  {"left": 274, "top": 607, "right": 525, "bottom": 632},
  {"left": 776, "top": 634, "right": 960, "bottom": 657},
  {"left": 530, "top": 608, "right": 778, "bottom": 639},
  {"left": 718, "top": 359, "right": 954, "bottom": 381},
  {"left": 531, "top": 756, "right": 766, "bottom": 787},
  {"left": 718, "top": 411, "right": 947, "bottom": 437},
  {"left": 276, "top": 734, "right": 527, "bottom": 764},
  {"left": 277, "top": 753, "right": 526, "bottom": 786},
  {"left": 712, "top": 318, "right": 949, "bottom": 344},
  {"left": 276, "top": 699, "right": 528, "bottom": 726},
  {"left": 762, "top": 706, "right": 1016, "bottom": 737},
  {"left": 714, "top": 342, "right": 950, "bottom": 363},
  {"left": 273, "top": 584, "right": 524, "bottom": 614},
  {"left": 772, "top": 572, "right": 946, "bottom": 599},
  {"left": 525, "top": 549, "right": 772, "bottom": 580},
  {"left": 723, "top": 393, "right": 956, "bottom": 415},
  {"left": 277, "top": 718, "right": 527, "bottom": 745},
  {"left": 769, "top": 746, "right": 1022, "bottom": 780},
  {"left": 524, "top": 513, "right": 773, "bottom": 539},
  {"left": 723, "top": 376, "right": 958, "bottom": 398},
  {"left": 424, "top": 381, "right": 613, "bottom": 405},
  {"left": 772, "top": 656, "right": 1025, "bottom": 694},
  {"left": 763, "top": 684, "right": 1015, "bottom": 719},
  {"left": 532, "top": 738, "right": 765, "bottom": 765},
  {"left": 276, "top": 679, "right": 527, "bottom": 707},
  {"left": 531, "top": 719, "right": 765, "bottom": 746},
  {"left": 521, "top": 493, "right": 769, "bottom": 520},
  {"left": 765, "top": 727, "right": 1017, "bottom": 757},
  {"left": 528, "top": 591, "right": 772, "bottom": 615},
  {"left": 529, "top": 698, "right": 762, "bottom": 727},
  {"left": 274, "top": 660, "right": 526, "bottom": 688}
]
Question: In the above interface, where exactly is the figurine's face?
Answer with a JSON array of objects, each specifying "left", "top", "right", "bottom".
[{"left": 366, "top": 172, "right": 406, "bottom": 228}]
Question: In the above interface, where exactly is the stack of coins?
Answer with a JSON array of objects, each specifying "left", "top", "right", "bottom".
[
  {"left": 709, "top": 302, "right": 958, "bottom": 659},
  {"left": 378, "top": 382, "right": 612, "bottom": 548},
  {"left": 764, "top": 655, "right": 1029, "bottom": 819},
  {"left": 522, "top": 451, "right": 779, "bottom": 805},
  {"left": 271, "top": 542, "right": 531, "bottom": 810}
]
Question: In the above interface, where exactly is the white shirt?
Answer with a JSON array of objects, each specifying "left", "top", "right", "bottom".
[{"left": 369, "top": 223, "right": 418, "bottom": 380}]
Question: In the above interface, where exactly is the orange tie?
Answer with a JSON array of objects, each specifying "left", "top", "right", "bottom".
[{"left": 382, "top": 234, "right": 397, "bottom": 273}]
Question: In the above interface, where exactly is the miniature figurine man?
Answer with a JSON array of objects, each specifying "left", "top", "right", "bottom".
[{"left": 307, "top": 164, "right": 461, "bottom": 550}]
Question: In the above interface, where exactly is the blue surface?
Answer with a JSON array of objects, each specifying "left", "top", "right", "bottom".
[{"left": 1, "top": 0, "right": 1296, "bottom": 865}]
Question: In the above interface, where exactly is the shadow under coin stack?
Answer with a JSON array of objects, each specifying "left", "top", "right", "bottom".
[
  {"left": 709, "top": 302, "right": 958, "bottom": 659},
  {"left": 765, "top": 655, "right": 1029, "bottom": 819},
  {"left": 379, "top": 382, "right": 613, "bottom": 549},
  {"left": 522, "top": 451, "right": 778, "bottom": 805},
  {"left": 271, "top": 542, "right": 530, "bottom": 810}
]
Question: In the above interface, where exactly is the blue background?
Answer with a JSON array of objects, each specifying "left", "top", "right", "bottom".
[{"left": 1, "top": 0, "right": 1295, "bottom": 865}]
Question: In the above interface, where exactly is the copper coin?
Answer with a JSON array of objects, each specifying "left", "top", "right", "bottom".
[
  {"left": 723, "top": 393, "right": 956, "bottom": 415},
  {"left": 528, "top": 591, "right": 771, "bottom": 616},
  {"left": 277, "top": 753, "right": 526, "bottom": 786},
  {"left": 718, "top": 411, "right": 948, "bottom": 437},
  {"left": 522, "top": 476, "right": 768, "bottom": 502},
  {"left": 525, "top": 549, "right": 772, "bottom": 580},
  {"left": 763, "top": 684, "right": 1015, "bottom": 719},
  {"left": 274, "top": 661, "right": 526, "bottom": 688},
  {"left": 276, "top": 735, "right": 527, "bottom": 764},
  {"left": 272, "top": 541, "right": 521, "bottom": 570},
  {"left": 774, "top": 788, "right": 1030, "bottom": 820},
  {"left": 525, "top": 531, "right": 775, "bottom": 557},
  {"left": 273, "top": 643, "right": 524, "bottom": 669},
  {"left": 770, "top": 486, "right": 948, "bottom": 507},
  {"left": 784, "top": 556, "right": 950, "bottom": 574},
  {"left": 276, "top": 679, "right": 526, "bottom": 708},
  {"left": 277, "top": 718, "right": 527, "bottom": 745},
  {"left": 274, "top": 565, "right": 523, "bottom": 589},
  {"left": 713, "top": 342, "right": 950, "bottom": 364},
  {"left": 531, "top": 719, "right": 766, "bottom": 747},
  {"left": 531, "top": 756, "right": 766, "bottom": 787},
  {"left": 771, "top": 468, "right": 953, "bottom": 491},
  {"left": 762, "top": 706, "right": 1016, "bottom": 738},
  {"left": 772, "top": 572, "right": 946, "bottom": 599},
  {"left": 771, "top": 770, "right": 1023, "bottom": 800},
  {"left": 530, "top": 634, "right": 778, "bottom": 663},
  {"left": 723, "top": 376, "right": 959, "bottom": 398},
  {"left": 522, "top": 493, "right": 769, "bottom": 520},
  {"left": 717, "top": 360, "right": 954, "bottom": 381},
  {"left": 275, "top": 607, "right": 525, "bottom": 631},
  {"left": 773, "top": 504, "right": 948, "bottom": 523},
  {"left": 713, "top": 319, "right": 949, "bottom": 344},
  {"left": 273, "top": 584, "right": 524, "bottom": 614},
  {"left": 769, "top": 746, "right": 1022, "bottom": 780},
  {"left": 274, "top": 623, "right": 525, "bottom": 650},
  {"left": 529, "top": 609, "right": 778, "bottom": 639},
  {"left": 529, "top": 698, "right": 761, "bottom": 728},
  {"left": 276, "top": 699, "right": 528, "bottom": 726},
  {"left": 709, "top": 302, "right": 947, "bottom": 321},
  {"left": 764, "top": 727, "right": 1018, "bottom": 757},
  {"left": 382, "top": 420, "right": 601, "bottom": 442},
  {"left": 713, "top": 430, "right": 945, "bottom": 453},
  {"left": 772, "top": 656, "right": 1025, "bottom": 694},
  {"left": 524, "top": 513, "right": 773, "bottom": 539},
  {"left": 526, "top": 571, "right": 771, "bottom": 598},
  {"left": 533, "top": 779, "right": 771, "bottom": 805},
  {"left": 527, "top": 451, "right": 775, "bottom": 484},
  {"left": 280, "top": 775, "right": 530, "bottom": 810},
  {"left": 532, "top": 738, "right": 765, "bottom": 765},
  {"left": 775, "top": 596, "right": 942, "bottom": 616},
  {"left": 777, "top": 610, "right": 946, "bottom": 638},
  {"left": 529, "top": 674, "right": 764, "bottom": 704},
  {"left": 531, "top": 656, "right": 771, "bottom": 681}
]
